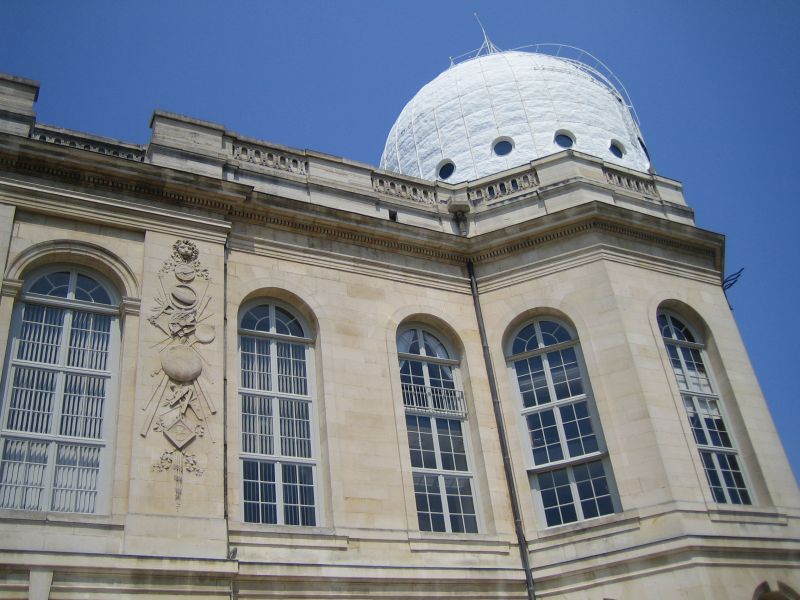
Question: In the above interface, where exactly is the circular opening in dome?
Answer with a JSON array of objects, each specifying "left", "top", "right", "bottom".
[
  {"left": 609, "top": 140, "right": 625, "bottom": 159},
  {"left": 493, "top": 138, "right": 514, "bottom": 156},
  {"left": 437, "top": 160, "right": 455, "bottom": 180},
  {"left": 554, "top": 132, "right": 574, "bottom": 149}
]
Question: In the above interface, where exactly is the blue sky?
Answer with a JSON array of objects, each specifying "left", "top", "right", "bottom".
[{"left": 2, "top": 1, "right": 798, "bottom": 482}]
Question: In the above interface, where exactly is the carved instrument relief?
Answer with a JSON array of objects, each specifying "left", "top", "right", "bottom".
[{"left": 142, "top": 239, "right": 216, "bottom": 509}]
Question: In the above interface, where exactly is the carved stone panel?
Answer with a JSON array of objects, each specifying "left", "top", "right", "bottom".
[{"left": 142, "top": 239, "right": 216, "bottom": 508}]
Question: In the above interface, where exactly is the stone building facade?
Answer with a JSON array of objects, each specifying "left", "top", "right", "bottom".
[{"left": 0, "top": 59, "right": 797, "bottom": 600}]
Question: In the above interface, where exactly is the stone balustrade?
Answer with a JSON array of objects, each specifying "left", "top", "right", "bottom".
[
  {"left": 231, "top": 142, "right": 308, "bottom": 175},
  {"left": 372, "top": 174, "right": 438, "bottom": 205},
  {"left": 467, "top": 168, "right": 539, "bottom": 205},
  {"left": 32, "top": 126, "right": 146, "bottom": 162},
  {"left": 604, "top": 166, "right": 656, "bottom": 196}
]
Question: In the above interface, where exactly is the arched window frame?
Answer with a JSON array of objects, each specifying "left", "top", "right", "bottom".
[
  {"left": 238, "top": 300, "right": 318, "bottom": 527},
  {"left": 0, "top": 266, "right": 121, "bottom": 514},
  {"left": 506, "top": 317, "right": 618, "bottom": 528},
  {"left": 397, "top": 325, "right": 479, "bottom": 534},
  {"left": 657, "top": 310, "right": 752, "bottom": 505}
]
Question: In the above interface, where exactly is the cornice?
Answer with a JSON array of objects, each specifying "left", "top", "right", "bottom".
[{"left": 0, "top": 133, "right": 724, "bottom": 277}]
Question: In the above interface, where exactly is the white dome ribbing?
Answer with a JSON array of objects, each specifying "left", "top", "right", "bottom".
[{"left": 380, "top": 50, "right": 650, "bottom": 183}]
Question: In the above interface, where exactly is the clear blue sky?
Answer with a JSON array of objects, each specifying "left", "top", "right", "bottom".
[{"left": 2, "top": 1, "right": 798, "bottom": 482}]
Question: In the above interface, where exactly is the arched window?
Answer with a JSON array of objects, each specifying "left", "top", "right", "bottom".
[
  {"left": 239, "top": 302, "right": 316, "bottom": 526},
  {"left": 0, "top": 268, "right": 118, "bottom": 513},
  {"left": 658, "top": 311, "right": 751, "bottom": 505},
  {"left": 398, "top": 326, "right": 478, "bottom": 533},
  {"left": 507, "top": 318, "right": 616, "bottom": 527}
]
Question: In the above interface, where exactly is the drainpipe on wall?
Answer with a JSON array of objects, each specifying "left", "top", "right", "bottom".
[{"left": 467, "top": 260, "right": 536, "bottom": 600}]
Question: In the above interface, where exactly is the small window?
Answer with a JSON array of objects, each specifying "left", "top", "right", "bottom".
[
  {"left": 492, "top": 138, "right": 513, "bottom": 156},
  {"left": 554, "top": 132, "right": 574, "bottom": 149},
  {"left": 437, "top": 161, "right": 455, "bottom": 180},
  {"left": 609, "top": 141, "right": 625, "bottom": 159}
]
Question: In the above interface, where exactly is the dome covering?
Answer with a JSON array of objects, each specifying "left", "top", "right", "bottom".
[{"left": 380, "top": 50, "right": 650, "bottom": 183}]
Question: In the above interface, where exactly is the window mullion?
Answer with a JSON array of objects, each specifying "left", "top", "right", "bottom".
[
  {"left": 710, "top": 452, "right": 731, "bottom": 503},
  {"left": 438, "top": 473, "right": 452, "bottom": 532},
  {"left": 430, "top": 417, "right": 444, "bottom": 471},
  {"left": 42, "top": 439, "right": 57, "bottom": 511},
  {"left": 275, "top": 457, "right": 284, "bottom": 525},
  {"left": 566, "top": 466, "right": 583, "bottom": 521},
  {"left": 696, "top": 397, "right": 718, "bottom": 449}
]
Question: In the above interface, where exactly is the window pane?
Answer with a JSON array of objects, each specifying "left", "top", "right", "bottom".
[
  {"left": 406, "top": 415, "right": 437, "bottom": 469},
  {"left": 279, "top": 399, "right": 312, "bottom": 458},
  {"left": 421, "top": 331, "right": 450, "bottom": 360},
  {"left": 538, "top": 320, "right": 572, "bottom": 346},
  {"left": 680, "top": 346, "right": 712, "bottom": 394},
  {"left": 683, "top": 397, "right": 708, "bottom": 445},
  {"left": 240, "top": 336, "right": 271, "bottom": 391},
  {"left": 242, "top": 459, "right": 277, "bottom": 524},
  {"left": 444, "top": 476, "right": 478, "bottom": 533},
  {"left": 67, "top": 311, "right": 111, "bottom": 371},
  {"left": 715, "top": 453, "right": 751, "bottom": 505},
  {"left": 274, "top": 307, "right": 304, "bottom": 337},
  {"left": 277, "top": 342, "right": 307, "bottom": 396},
  {"left": 427, "top": 363, "right": 455, "bottom": 390},
  {"left": 51, "top": 444, "right": 100, "bottom": 513},
  {"left": 0, "top": 439, "right": 48, "bottom": 510},
  {"left": 397, "top": 329, "right": 420, "bottom": 355},
  {"left": 17, "top": 304, "right": 64, "bottom": 364},
  {"left": 28, "top": 272, "right": 70, "bottom": 297},
  {"left": 6, "top": 367, "right": 57, "bottom": 434},
  {"left": 512, "top": 324, "right": 538, "bottom": 355},
  {"left": 547, "top": 347, "right": 584, "bottom": 400},
  {"left": 74, "top": 274, "right": 112, "bottom": 305},
  {"left": 700, "top": 451, "right": 726, "bottom": 503},
  {"left": 60, "top": 374, "right": 106, "bottom": 439},
  {"left": 527, "top": 409, "right": 563, "bottom": 465},
  {"left": 282, "top": 464, "right": 315, "bottom": 526},
  {"left": 560, "top": 401, "right": 597, "bottom": 458},
  {"left": 538, "top": 467, "right": 577, "bottom": 527},
  {"left": 515, "top": 355, "right": 550, "bottom": 407},
  {"left": 436, "top": 419, "right": 468, "bottom": 472},
  {"left": 241, "top": 395, "right": 273, "bottom": 455},
  {"left": 413, "top": 473, "right": 445, "bottom": 532},
  {"left": 574, "top": 460, "right": 614, "bottom": 520},
  {"left": 241, "top": 305, "right": 270, "bottom": 332}
]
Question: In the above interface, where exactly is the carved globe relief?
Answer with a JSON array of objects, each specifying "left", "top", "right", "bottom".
[{"left": 161, "top": 346, "right": 203, "bottom": 382}]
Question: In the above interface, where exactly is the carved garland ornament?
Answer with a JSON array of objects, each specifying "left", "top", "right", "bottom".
[{"left": 142, "top": 239, "right": 215, "bottom": 508}]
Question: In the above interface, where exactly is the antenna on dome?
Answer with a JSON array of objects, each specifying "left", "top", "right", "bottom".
[{"left": 474, "top": 13, "right": 500, "bottom": 55}]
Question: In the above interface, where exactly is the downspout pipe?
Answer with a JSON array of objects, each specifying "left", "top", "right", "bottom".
[{"left": 466, "top": 260, "right": 536, "bottom": 600}]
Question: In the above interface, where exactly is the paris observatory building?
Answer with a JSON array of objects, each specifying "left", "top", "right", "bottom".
[{"left": 0, "top": 42, "right": 797, "bottom": 599}]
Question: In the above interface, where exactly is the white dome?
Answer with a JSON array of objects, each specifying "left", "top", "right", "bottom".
[{"left": 380, "top": 50, "right": 650, "bottom": 183}]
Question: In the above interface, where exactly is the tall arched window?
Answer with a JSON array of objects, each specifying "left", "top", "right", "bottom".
[
  {"left": 239, "top": 302, "right": 317, "bottom": 526},
  {"left": 507, "top": 318, "right": 616, "bottom": 527},
  {"left": 658, "top": 311, "right": 751, "bottom": 505},
  {"left": 398, "top": 326, "right": 478, "bottom": 533},
  {"left": 0, "top": 268, "right": 118, "bottom": 513}
]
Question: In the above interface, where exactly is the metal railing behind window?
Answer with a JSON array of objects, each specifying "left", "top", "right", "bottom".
[{"left": 402, "top": 383, "right": 466, "bottom": 417}]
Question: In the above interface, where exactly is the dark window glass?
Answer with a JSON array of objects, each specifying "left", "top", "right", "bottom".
[
  {"left": 555, "top": 134, "right": 573, "bottom": 148},
  {"left": 438, "top": 161, "right": 455, "bottom": 180},
  {"left": 493, "top": 140, "right": 513, "bottom": 156}
]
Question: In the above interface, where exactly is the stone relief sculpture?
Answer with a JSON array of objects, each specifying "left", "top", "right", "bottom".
[{"left": 142, "top": 239, "right": 216, "bottom": 508}]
